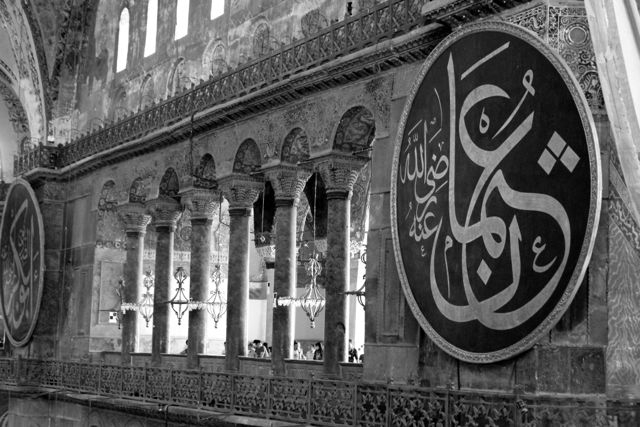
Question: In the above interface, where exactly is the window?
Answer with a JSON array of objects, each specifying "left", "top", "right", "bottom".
[
  {"left": 211, "top": 0, "right": 224, "bottom": 19},
  {"left": 175, "top": 0, "right": 189, "bottom": 40},
  {"left": 116, "top": 8, "right": 129, "bottom": 72},
  {"left": 144, "top": 0, "right": 158, "bottom": 57}
]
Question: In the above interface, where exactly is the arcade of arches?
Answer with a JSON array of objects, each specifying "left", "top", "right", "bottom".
[{"left": 1, "top": 0, "right": 640, "bottom": 425}]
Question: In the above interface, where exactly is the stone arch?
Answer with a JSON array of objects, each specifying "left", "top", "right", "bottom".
[
  {"left": 202, "top": 40, "right": 228, "bottom": 76},
  {"left": 139, "top": 74, "right": 155, "bottom": 109},
  {"left": 129, "top": 177, "right": 146, "bottom": 203},
  {"left": 167, "top": 57, "right": 188, "bottom": 97},
  {"left": 300, "top": 8, "right": 329, "bottom": 38},
  {"left": 159, "top": 167, "right": 180, "bottom": 198},
  {"left": 111, "top": 86, "right": 128, "bottom": 120},
  {"left": 233, "top": 138, "right": 262, "bottom": 174},
  {"left": 332, "top": 106, "right": 376, "bottom": 153},
  {"left": 194, "top": 153, "right": 217, "bottom": 188},
  {"left": 281, "top": 127, "right": 309, "bottom": 164},
  {"left": 0, "top": 78, "right": 30, "bottom": 146},
  {"left": 252, "top": 19, "right": 276, "bottom": 58},
  {"left": 97, "top": 180, "right": 117, "bottom": 213}
]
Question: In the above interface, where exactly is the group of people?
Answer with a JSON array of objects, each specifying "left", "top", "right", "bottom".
[{"left": 247, "top": 339, "right": 271, "bottom": 358}]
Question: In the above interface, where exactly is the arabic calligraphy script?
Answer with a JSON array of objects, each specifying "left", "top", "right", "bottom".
[
  {"left": 0, "top": 180, "right": 44, "bottom": 347},
  {"left": 392, "top": 24, "right": 599, "bottom": 361}
]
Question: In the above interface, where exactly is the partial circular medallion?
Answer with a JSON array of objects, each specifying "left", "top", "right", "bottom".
[
  {"left": 390, "top": 22, "right": 601, "bottom": 363},
  {"left": 0, "top": 178, "right": 45, "bottom": 347}
]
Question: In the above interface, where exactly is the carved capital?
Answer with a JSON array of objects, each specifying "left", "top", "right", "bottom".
[
  {"left": 314, "top": 152, "right": 368, "bottom": 195},
  {"left": 180, "top": 187, "right": 220, "bottom": 221},
  {"left": 145, "top": 195, "right": 182, "bottom": 228},
  {"left": 219, "top": 173, "right": 263, "bottom": 210},
  {"left": 118, "top": 202, "right": 152, "bottom": 234},
  {"left": 263, "top": 164, "right": 312, "bottom": 202}
]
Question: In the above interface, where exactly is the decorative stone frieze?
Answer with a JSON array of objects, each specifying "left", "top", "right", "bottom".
[
  {"left": 180, "top": 187, "right": 220, "bottom": 221},
  {"left": 145, "top": 195, "right": 182, "bottom": 229},
  {"left": 314, "top": 152, "right": 368, "bottom": 197},
  {"left": 118, "top": 202, "right": 152, "bottom": 234},
  {"left": 263, "top": 164, "right": 312, "bottom": 202},
  {"left": 219, "top": 173, "right": 263, "bottom": 211}
]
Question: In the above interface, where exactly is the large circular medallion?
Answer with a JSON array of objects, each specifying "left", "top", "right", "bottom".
[
  {"left": 0, "top": 178, "right": 45, "bottom": 347},
  {"left": 390, "top": 22, "right": 601, "bottom": 363}
]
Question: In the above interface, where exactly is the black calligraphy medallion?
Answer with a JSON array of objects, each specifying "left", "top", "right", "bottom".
[
  {"left": 391, "top": 22, "right": 601, "bottom": 363},
  {"left": 0, "top": 178, "right": 45, "bottom": 347}
]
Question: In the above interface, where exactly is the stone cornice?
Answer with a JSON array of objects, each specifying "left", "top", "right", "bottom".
[
  {"left": 262, "top": 163, "right": 312, "bottom": 202},
  {"left": 219, "top": 173, "right": 263, "bottom": 210},
  {"left": 117, "top": 202, "right": 152, "bottom": 234},
  {"left": 313, "top": 152, "right": 369, "bottom": 194},
  {"left": 180, "top": 187, "right": 220, "bottom": 221},
  {"left": 145, "top": 195, "right": 182, "bottom": 228}
]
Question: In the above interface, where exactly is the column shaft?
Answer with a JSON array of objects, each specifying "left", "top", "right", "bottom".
[
  {"left": 121, "top": 230, "right": 145, "bottom": 364},
  {"left": 225, "top": 208, "right": 251, "bottom": 371},
  {"left": 324, "top": 192, "right": 351, "bottom": 376},
  {"left": 187, "top": 218, "right": 212, "bottom": 369},
  {"left": 272, "top": 199, "right": 297, "bottom": 375},
  {"left": 151, "top": 225, "right": 175, "bottom": 365}
]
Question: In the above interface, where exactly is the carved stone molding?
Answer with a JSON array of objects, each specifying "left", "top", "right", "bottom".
[
  {"left": 117, "top": 202, "right": 152, "bottom": 234},
  {"left": 145, "top": 195, "right": 182, "bottom": 229},
  {"left": 219, "top": 173, "right": 263, "bottom": 211},
  {"left": 263, "top": 164, "right": 312, "bottom": 202},
  {"left": 314, "top": 152, "right": 368, "bottom": 196},
  {"left": 180, "top": 187, "right": 220, "bottom": 221}
]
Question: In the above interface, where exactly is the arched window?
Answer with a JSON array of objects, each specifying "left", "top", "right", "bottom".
[
  {"left": 211, "top": 0, "right": 224, "bottom": 19},
  {"left": 253, "top": 22, "right": 270, "bottom": 57},
  {"left": 144, "top": 0, "right": 158, "bottom": 57},
  {"left": 175, "top": 0, "right": 190, "bottom": 40},
  {"left": 116, "top": 8, "right": 130, "bottom": 72}
]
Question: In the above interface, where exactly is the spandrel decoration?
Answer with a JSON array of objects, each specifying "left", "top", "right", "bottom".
[
  {"left": 390, "top": 22, "right": 601, "bottom": 363},
  {"left": 0, "top": 178, "right": 45, "bottom": 347}
]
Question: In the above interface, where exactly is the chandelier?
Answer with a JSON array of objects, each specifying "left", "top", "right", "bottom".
[
  {"left": 273, "top": 174, "right": 325, "bottom": 328},
  {"left": 121, "top": 271, "right": 155, "bottom": 327},
  {"left": 206, "top": 264, "right": 227, "bottom": 328},
  {"left": 169, "top": 266, "right": 191, "bottom": 325}
]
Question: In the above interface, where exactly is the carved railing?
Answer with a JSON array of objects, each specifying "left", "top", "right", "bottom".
[
  {"left": 1, "top": 358, "right": 639, "bottom": 426},
  {"left": 13, "top": 142, "right": 59, "bottom": 173},
  {"left": 13, "top": 0, "right": 528, "bottom": 176}
]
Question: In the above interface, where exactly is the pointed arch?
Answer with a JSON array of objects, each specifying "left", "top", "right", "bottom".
[
  {"left": 139, "top": 74, "right": 155, "bottom": 109},
  {"left": 194, "top": 153, "right": 217, "bottom": 188},
  {"left": 333, "top": 106, "right": 375, "bottom": 153},
  {"left": 233, "top": 139, "right": 262, "bottom": 174},
  {"left": 203, "top": 41, "right": 228, "bottom": 76},
  {"left": 167, "top": 57, "right": 188, "bottom": 96},
  {"left": 281, "top": 127, "right": 309, "bottom": 164},
  {"left": 129, "top": 177, "right": 146, "bottom": 203},
  {"left": 159, "top": 167, "right": 180, "bottom": 198}
]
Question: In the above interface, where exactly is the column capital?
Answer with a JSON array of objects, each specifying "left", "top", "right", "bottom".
[
  {"left": 314, "top": 152, "right": 368, "bottom": 196},
  {"left": 180, "top": 187, "right": 220, "bottom": 221},
  {"left": 145, "top": 195, "right": 182, "bottom": 228},
  {"left": 117, "top": 202, "right": 152, "bottom": 234},
  {"left": 263, "top": 164, "right": 312, "bottom": 202},
  {"left": 219, "top": 173, "right": 263, "bottom": 210}
]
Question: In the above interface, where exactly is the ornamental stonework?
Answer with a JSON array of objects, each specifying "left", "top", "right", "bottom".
[
  {"left": 263, "top": 165, "right": 312, "bottom": 202},
  {"left": 145, "top": 195, "right": 183, "bottom": 228},
  {"left": 180, "top": 188, "right": 220, "bottom": 220},
  {"left": 219, "top": 173, "right": 263, "bottom": 210},
  {"left": 315, "top": 152, "right": 368, "bottom": 194},
  {"left": 118, "top": 202, "right": 152, "bottom": 234}
]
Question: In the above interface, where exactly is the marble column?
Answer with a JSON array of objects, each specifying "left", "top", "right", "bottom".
[
  {"left": 117, "top": 202, "right": 152, "bottom": 365},
  {"left": 219, "top": 174, "right": 262, "bottom": 371},
  {"left": 181, "top": 188, "right": 219, "bottom": 369},
  {"left": 146, "top": 195, "right": 182, "bottom": 366},
  {"left": 264, "top": 165, "right": 311, "bottom": 376},
  {"left": 316, "top": 152, "right": 367, "bottom": 377}
]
